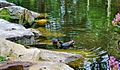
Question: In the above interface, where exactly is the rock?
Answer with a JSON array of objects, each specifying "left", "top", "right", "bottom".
[
  {"left": 0, "top": 38, "right": 81, "bottom": 63},
  {"left": 0, "top": 19, "right": 37, "bottom": 45},
  {"left": 3, "top": 65, "right": 24, "bottom": 70},
  {"left": 0, "top": 0, "right": 6, "bottom": 1},
  {"left": 0, "top": 19, "right": 26, "bottom": 30},
  {"left": 0, "top": 38, "right": 26, "bottom": 60},
  {"left": 0, "top": 61, "right": 33, "bottom": 70},
  {"left": 0, "top": 0, "right": 15, "bottom": 8},
  {"left": 7, "top": 6, "right": 39, "bottom": 18},
  {"left": 0, "top": 1, "right": 40, "bottom": 27},
  {"left": 29, "top": 61, "right": 74, "bottom": 70},
  {"left": 0, "top": 38, "right": 79, "bottom": 69},
  {"left": 39, "top": 49, "right": 81, "bottom": 63},
  {"left": 0, "top": 29, "right": 33, "bottom": 39},
  {"left": 0, "top": 5, "right": 40, "bottom": 25},
  {"left": 27, "top": 28, "right": 42, "bottom": 37},
  {"left": 0, "top": 39, "right": 77, "bottom": 69},
  {"left": 0, "top": 39, "right": 40, "bottom": 61},
  {"left": 0, "top": 61, "right": 73, "bottom": 70},
  {"left": 19, "top": 48, "right": 40, "bottom": 61}
]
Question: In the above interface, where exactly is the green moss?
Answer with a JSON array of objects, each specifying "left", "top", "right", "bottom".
[
  {"left": 37, "top": 27, "right": 65, "bottom": 37},
  {"left": 0, "top": 56, "right": 6, "bottom": 62},
  {"left": 68, "top": 57, "right": 84, "bottom": 68},
  {"left": 0, "top": 8, "right": 12, "bottom": 21},
  {"left": 52, "top": 49, "right": 97, "bottom": 58},
  {"left": 0, "top": 8, "right": 10, "bottom": 15}
]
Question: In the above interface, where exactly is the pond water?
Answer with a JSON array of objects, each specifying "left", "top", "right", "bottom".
[{"left": 7, "top": 0, "right": 120, "bottom": 70}]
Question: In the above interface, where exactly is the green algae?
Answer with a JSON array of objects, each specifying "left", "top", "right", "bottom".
[{"left": 37, "top": 27, "right": 65, "bottom": 37}]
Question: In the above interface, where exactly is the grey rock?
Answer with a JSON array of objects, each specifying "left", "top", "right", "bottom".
[
  {"left": 0, "top": 19, "right": 34, "bottom": 38},
  {"left": 0, "top": 0, "right": 15, "bottom": 8},
  {"left": 0, "top": 19, "right": 38, "bottom": 45}
]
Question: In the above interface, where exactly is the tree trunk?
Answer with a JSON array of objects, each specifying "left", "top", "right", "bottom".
[{"left": 107, "top": 0, "right": 111, "bottom": 28}]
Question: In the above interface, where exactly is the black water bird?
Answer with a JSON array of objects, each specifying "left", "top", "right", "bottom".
[{"left": 52, "top": 39, "right": 75, "bottom": 49}]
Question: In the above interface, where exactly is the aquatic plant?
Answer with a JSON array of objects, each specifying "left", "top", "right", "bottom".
[
  {"left": 109, "top": 56, "right": 119, "bottom": 70},
  {"left": 112, "top": 13, "right": 120, "bottom": 26}
]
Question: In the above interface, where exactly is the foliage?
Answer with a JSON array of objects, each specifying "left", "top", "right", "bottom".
[
  {"left": 0, "top": 8, "right": 12, "bottom": 21},
  {"left": 0, "top": 56, "right": 6, "bottom": 62}
]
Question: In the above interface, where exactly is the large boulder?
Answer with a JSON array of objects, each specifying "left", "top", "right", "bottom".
[
  {"left": 0, "top": 39, "right": 81, "bottom": 63},
  {"left": 6, "top": 6, "right": 39, "bottom": 19},
  {"left": 0, "top": 38, "right": 40, "bottom": 61},
  {"left": 0, "top": 38, "right": 26, "bottom": 60},
  {"left": 0, "top": 5, "right": 40, "bottom": 25},
  {"left": 0, "top": 39, "right": 80, "bottom": 70},
  {"left": 0, "top": 19, "right": 26, "bottom": 30},
  {"left": 0, "top": 19, "right": 41, "bottom": 45}
]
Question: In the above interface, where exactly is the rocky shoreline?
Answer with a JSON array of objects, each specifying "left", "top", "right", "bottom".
[{"left": 0, "top": 0, "right": 82, "bottom": 70}]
